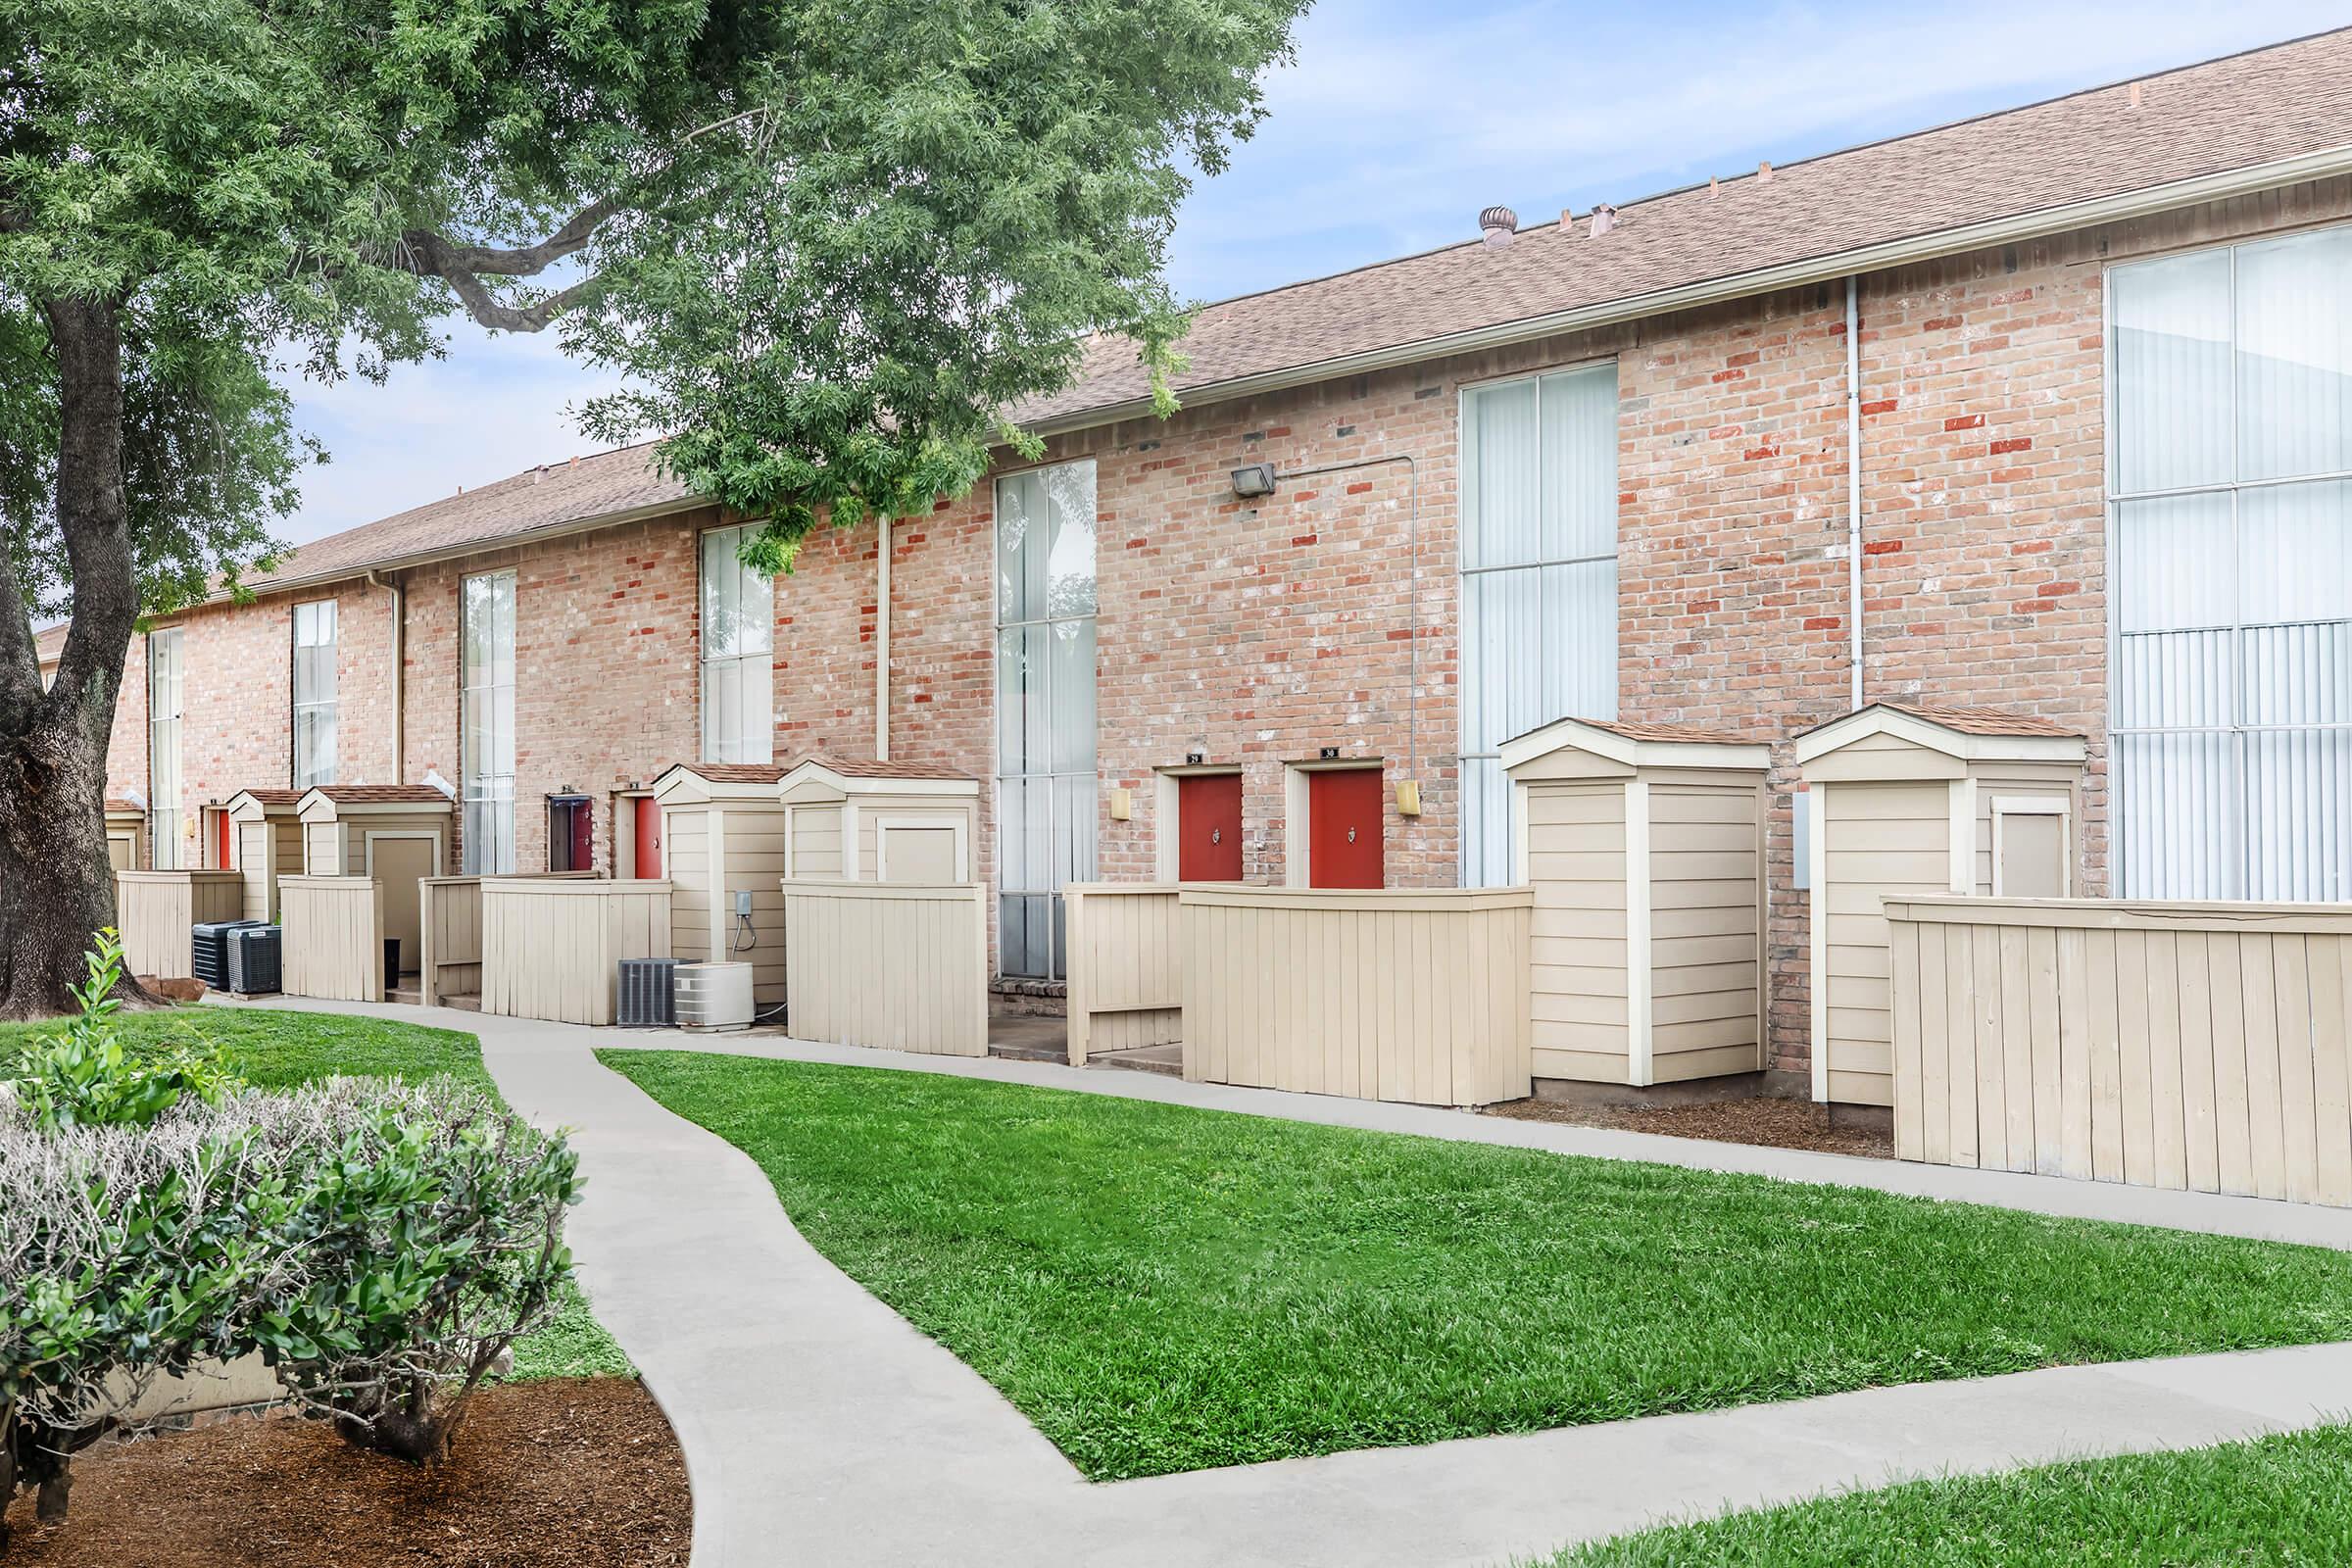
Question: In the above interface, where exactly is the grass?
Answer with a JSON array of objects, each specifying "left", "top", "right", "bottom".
[
  {"left": 0, "top": 1004, "right": 494, "bottom": 1093},
  {"left": 603, "top": 1049, "right": 2352, "bottom": 1481},
  {"left": 1544, "top": 1424, "right": 2352, "bottom": 1565},
  {"left": 1, "top": 1004, "right": 629, "bottom": 1382}
]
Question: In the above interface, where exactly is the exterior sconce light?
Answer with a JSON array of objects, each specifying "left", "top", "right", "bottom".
[
  {"left": 1107, "top": 787, "right": 1133, "bottom": 822},
  {"left": 1230, "top": 463, "right": 1277, "bottom": 499},
  {"left": 1396, "top": 779, "right": 1423, "bottom": 817}
]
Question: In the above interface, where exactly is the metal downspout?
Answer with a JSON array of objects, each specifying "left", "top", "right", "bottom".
[
  {"left": 1846, "top": 274, "right": 1865, "bottom": 710},
  {"left": 875, "top": 513, "right": 892, "bottom": 761}
]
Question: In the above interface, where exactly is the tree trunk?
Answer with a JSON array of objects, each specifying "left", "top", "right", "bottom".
[{"left": 0, "top": 297, "right": 143, "bottom": 1021}]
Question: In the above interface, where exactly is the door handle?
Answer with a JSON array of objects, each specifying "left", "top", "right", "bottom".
[
  {"left": 1348, "top": 827, "right": 1357, "bottom": 844},
  {"left": 1211, "top": 827, "right": 1221, "bottom": 845}
]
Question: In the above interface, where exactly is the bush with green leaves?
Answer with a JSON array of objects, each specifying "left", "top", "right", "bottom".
[{"left": 1, "top": 938, "right": 584, "bottom": 1544}]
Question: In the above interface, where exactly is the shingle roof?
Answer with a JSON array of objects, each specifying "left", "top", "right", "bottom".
[
  {"left": 672, "top": 762, "right": 791, "bottom": 785},
  {"left": 1578, "top": 718, "right": 1765, "bottom": 747},
  {"left": 1879, "top": 702, "right": 2085, "bottom": 739},
  {"left": 796, "top": 754, "right": 978, "bottom": 783},
  {"left": 305, "top": 785, "right": 454, "bottom": 806},
  {"left": 1013, "top": 26, "right": 2352, "bottom": 427},
  {"left": 229, "top": 788, "right": 306, "bottom": 808}
]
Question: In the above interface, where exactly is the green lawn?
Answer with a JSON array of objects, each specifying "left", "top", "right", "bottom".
[
  {"left": 603, "top": 1049, "right": 2352, "bottom": 1481},
  {"left": 0, "top": 1003, "right": 493, "bottom": 1093},
  {"left": 1545, "top": 1424, "right": 2352, "bottom": 1566},
  {"left": 0, "top": 1004, "right": 627, "bottom": 1381}
]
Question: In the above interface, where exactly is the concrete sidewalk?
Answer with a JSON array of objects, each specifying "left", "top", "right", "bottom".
[{"left": 244, "top": 999, "right": 2352, "bottom": 1567}]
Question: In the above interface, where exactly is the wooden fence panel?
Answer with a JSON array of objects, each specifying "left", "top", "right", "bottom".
[
  {"left": 1062, "top": 883, "right": 1184, "bottom": 1065},
  {"left": 480, "top": 879, "right": 672, "bottom": 1026},
  {"left": 113, "top": 870, "right": 244, "bottom": 980},
  {"left": 780, "top": 880, "right": 986, "bottom": 1056},
  {"left": 1887, "top": 897, "right": 2352, "bottom": 1207},
  {"left": 279, "top": 876, "right": 384, "bottom": 1003},
  {"left": 1178, "top": 886, "right": 1533, "bottom": 1107},
  {"left": 418, "top": 876, "right": 484, "bottom": 1005}
]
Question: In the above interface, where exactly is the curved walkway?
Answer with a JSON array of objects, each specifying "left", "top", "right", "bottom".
[{"left": 253, "top": 1000, "right": 2352, "bottom": 1567}]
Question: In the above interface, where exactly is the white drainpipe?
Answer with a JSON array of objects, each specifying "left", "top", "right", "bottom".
[
  {"left": 366, "top": 569, "right": 404, "bottom": 782},
  {"left": 1845, "top": 274, "right": 1865, "bottom": 710},
  {"left": 874, "top": 513, "right": 892, "bottom": 760}
]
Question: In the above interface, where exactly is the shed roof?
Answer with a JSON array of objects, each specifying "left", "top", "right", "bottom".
[
  {"left": 227, "top": 789, "right": 306, "bottom": 808},
  {"left": 794, "top": 754, "right": 979, "bottom": 783},
  {"left": 302, "top": 784, "right": 455, "bottom": 805},
  {"left": 1498, "top": 713, "right": 1773, "bottom": 774},
  {"left": 1870, "top": 703, "right": 2085, "bottom": 739},
  {"left": 1791, "top": 701, "right": 2087, "bottom": 767},
  {"left": 665, "top": 761, "right": 792, "bottom": 785}
]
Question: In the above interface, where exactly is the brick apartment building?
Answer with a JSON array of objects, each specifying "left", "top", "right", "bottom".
[{"left": 39, "top": 28, "right": 2352, "bottom": 1080}]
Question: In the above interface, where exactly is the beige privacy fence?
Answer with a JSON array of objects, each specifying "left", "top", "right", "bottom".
[
  {"left": 780, "top": 880, "right": 987, "bottom": 1056},
  {"left": 417, "top": 876, "right": 483, "bottom": 1004},
  {"left": 1062, "top": 883, "right": 1184, "bottom": 1064},
  {"left": 279, "top": 876, "right": 385, "bottom": 1003},
  {"left": 480, "top": 879, "right": 672, "bottom": 1026},
  {"left": 1180, "top": 886, "right": 1534, "bottom": 1106},
  {"left": 1885, "top": 897, "right": 2352, "bottom": 1206},
  {"left": 114, "top": 870, "right": 244, "bottom": 980}
]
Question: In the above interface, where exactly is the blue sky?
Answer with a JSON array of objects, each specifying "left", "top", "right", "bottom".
[{"left": 278, "top": 1, "right": 2351, "bottom": 548}]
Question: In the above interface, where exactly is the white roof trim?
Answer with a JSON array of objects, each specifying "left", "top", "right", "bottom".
[
  {"left": 1498, "top": 714, "right": 1772, "bottom": 774},
  {"left": 1791, "top": 705, "right": 2086, "bottom": 765}
]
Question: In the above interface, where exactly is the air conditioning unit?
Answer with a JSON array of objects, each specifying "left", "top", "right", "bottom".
[
  {"left": 225, "top": 926, "right": 282, "bottom": 996},
  {"left": 191, "top": 919, "right": 263, "bottom": 990},
  {"left": 674, "top": 961, "right": 754, "bottom": 1032},
  {"left": 616, "top": 957, "right": 679, "bottom": 1028}
]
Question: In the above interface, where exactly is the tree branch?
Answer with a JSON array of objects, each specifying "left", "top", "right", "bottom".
[
  {"left": 432, "top": 270, "right": 600, "bottom": 334},
  {"left": 400, "top": 197, "right": 616, "bottom": 333}
]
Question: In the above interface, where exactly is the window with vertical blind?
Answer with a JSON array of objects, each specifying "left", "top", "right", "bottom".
[
  {"left": 2109, "top": 228, "right": 2352, "bottom": 901},
  {"left": 995, "top": 460, "right": 1098, "bottom": 980},
  {"left": 461, "top": 570, "right": 516, "bottom": 875},
  {"left": 1458, "top": 362, "right": 1620, "bottom": 886},
  {"left": 148, "top": 628, "right": 183, "bottom": 869},
  {"left": 700, "top": 524, "right": 774, "bottom": 763},
  {"left": 292, "top": 600, "right": 338, "bottom": 788}
]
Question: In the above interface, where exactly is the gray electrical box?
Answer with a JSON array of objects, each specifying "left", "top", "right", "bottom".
[{"left": 734, "top": 889, "right": 754, "bottom": 918}]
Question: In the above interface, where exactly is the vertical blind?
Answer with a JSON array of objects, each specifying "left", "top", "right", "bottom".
[
  {"left": 2111, "top": 228, "right": 2352, "bottom": 901},
  {"left": 461, "top": 570, "right": 517, "bottom": 875},
  {"left": 996, "top": 461, "right": 1098, "bottom": 979},
  {"left": 1458, "top": 363, "right": 1621, "bottom": 886},
  {"left": 700, "top": 524, "right": 775, "bottom": 764},
  {"left": 292, "top": 600, "right": 338, "bottom": 789},
  {"left": 148, "top": 628, "right": 183, "bottom": 870}
]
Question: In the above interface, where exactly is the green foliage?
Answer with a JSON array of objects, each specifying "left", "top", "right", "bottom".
[
  {"left": 2, "top": 0, "right": 1308, "bottom": 619},
  {"left": 1, "top": 931, "right": 243, "bottom": 1129},
  {"left": 1545, "top": 1423, "right": 2352, "bottom": 1566},
  {"left": 0, "top": 1004, "right": 493, "bottom": 1095},
  {"left": 604, "top": 1049, "right": 2352, "bottom": 1480}
]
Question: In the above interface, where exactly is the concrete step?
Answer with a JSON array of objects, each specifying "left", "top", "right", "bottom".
[{"left": 1090, "top": 1043, "right": 1183, "bottom": 1077}]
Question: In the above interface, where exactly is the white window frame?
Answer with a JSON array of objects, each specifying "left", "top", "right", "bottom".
[
  {"left": 1456, "top": 359, "right": 1621, "bottom": 888},
  {"left": 147, "top": 627, "right": 184, "bottom": 869},
  {"left": 1989, "top": 795, "right": 2074, "bottom": 899},
  {"left": 460, "top": 569, "right": 516, "bottom": 875},
  {"left": 700, "top": 523, "right": 775, "bottom": 764},
  {"left": 2104, "top": 227, "right": 2352, "bottom": 901},
  {"left": 292, "top": 599, "right": 339, "bottom": 788}
]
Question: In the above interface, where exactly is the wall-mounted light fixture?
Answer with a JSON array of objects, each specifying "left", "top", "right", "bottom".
[
  {"left": 1396, "top": 780, "right": 1422, "bottom": 817},
  {"left": 1230, "top": 463, "right": 1277, "bottom": 499},
  {"left": 1107, "top": 787, "right": 1133, "bottom": 822}
]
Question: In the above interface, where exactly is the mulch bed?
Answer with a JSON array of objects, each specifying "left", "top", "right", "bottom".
[
  {"left": 2, "top": 1378, "right": 688, "bottom": 1568},
  {"left": 1487, "top": 1093, "right": 1896, "bottom": 1158}
]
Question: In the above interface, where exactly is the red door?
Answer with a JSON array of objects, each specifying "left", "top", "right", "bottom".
[
  {"left": 634, "top": 798, "right": 663, "bottom": 879},
  {"left": 567, "top": 803, "right": 594, "bottom": 872},
  {"left": 1175, "top": 773, "right": 1243, "bottom": 882},
  {"left": 214, "top": 810, "right": 232, "bottom": 870},
  {"left": 1307, "top": 768, "right": 1384, "bottom": 889}
]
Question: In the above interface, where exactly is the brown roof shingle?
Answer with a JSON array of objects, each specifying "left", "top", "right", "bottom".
[
  {"left": 1879, "top": 702, "right": 2084, "bottom": 739},
  {"left": 1015, "top": 27, "right": 2352, "bottom": 426},
  {"left": 1577, "top": 718, "right": 1766, "bottom": 747},
  {"left": 795, "top": 754, "right": 978, "bottom": 783},
  {"left": 305, "top": 785, "right": 454, "bottom": 806},
  {"left": 672, "top": 762, "right": 792, "bottom": 785}
]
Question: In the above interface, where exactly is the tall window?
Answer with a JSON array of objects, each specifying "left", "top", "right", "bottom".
[
  {"left": 147, "top": 628, "right": 184, "bottom": 869},
  {"left": 2110, "top": 229, "right": 2352, "bottom": 900},
  {"left": 292, "top": 600, "right": 338, "bottom": 787},
  {"left": 1459, "top": 363, "right": 1620, "bottom": 885},
  {"left": 996, "top": 461, "right": 1098, "bottom": 979},
  {"left": 700, "top": 524, "right": 774, "bottom": 763},
  {"left": 461, "top": 571, "right": 516, "bottom": 874}
]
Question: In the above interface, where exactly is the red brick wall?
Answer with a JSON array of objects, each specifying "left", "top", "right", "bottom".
[{"left": 76, "top": 177, "right": 2352, "bottom": 1075}]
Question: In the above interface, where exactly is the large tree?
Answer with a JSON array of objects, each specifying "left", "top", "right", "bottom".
[{"left": 0, "top": 0, "right": 1304, "bottom": 1017}]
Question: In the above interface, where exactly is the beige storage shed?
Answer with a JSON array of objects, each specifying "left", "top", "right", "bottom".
[
  {"left": 776, "top": 756, "right": 981, "bottom": 884},
  {"left": 1499, "top": 716, "right": 1773, "bottom": 1088},
  {"left": 652, "top": 761, "right": 791, "bottom": 1009},
  {"left": 1793, "top": 703, "right": 2088, "bottom": 1108},
  {"left": 297, "top": 786, "right": 456, "bottom": 978},
  {"left": 225, "top": 789, "right": 306, "bottom": 924},
  {"left": 105, "top": 799, "right": 147, "bottom": 870}
]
